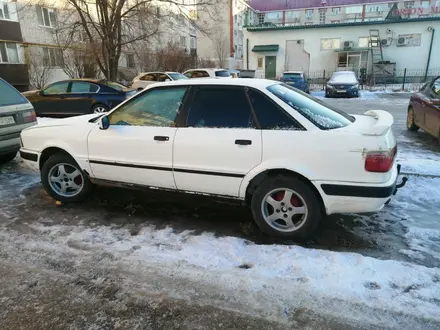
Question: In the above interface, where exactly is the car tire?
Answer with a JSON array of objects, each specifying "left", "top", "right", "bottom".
[
  {"left": 0, "top": 152, "right": 17, "bottom": 164},
  {"left": 250, "top": 175, "right": 323, "bottom": 239},
  {"left": 407, "top": 107, "right": 419, "bottom": 132},
  {"left": 41, "top": 153, "right": 92, "bottom": 203},
  {"left": 92, "top": 104, "right": 109, "bottom": 114}
]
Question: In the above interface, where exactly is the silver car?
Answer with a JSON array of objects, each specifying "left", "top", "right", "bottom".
[{"left": 0, "top": 79, "right": 37, "bottom": 164}]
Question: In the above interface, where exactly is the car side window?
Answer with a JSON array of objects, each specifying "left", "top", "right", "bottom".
[
  {"left": 43, "top": 82, "right": 69, "bottom": 95},
  {"left": 191, "top": 71, "right": 209, "bottom": 78},
  {"left": 108, "top": 87, "right": 188, "bottom": 127},
  {"left": 184, "top": 72, "right": 192, "bottom": 78},
  {"left": 247, "top": 88, "right": 302, "bottom": 130},
  {"left": 186, "top": 86, "right": 254, "bottom": 128},
  {"left": 140, "top": 73, "right": 157, "bottom": 81},
  {"left": 157, "top": 73, "right": 169, "bottom": 82},
  {"left": 71, "top": 82, "right": 98, "bottom": 93},
  {"left": 430, "top": 79, "right": 440, "bottom": 100}
]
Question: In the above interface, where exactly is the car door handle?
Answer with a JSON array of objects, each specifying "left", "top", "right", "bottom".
[
  {"left": 154, "top": 136, "right": 169, "bottom": 141},
  {"left": 235, "top": 139, "right": 252, "bottom": 145}
]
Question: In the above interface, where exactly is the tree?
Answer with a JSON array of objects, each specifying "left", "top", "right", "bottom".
[
  {"left": 65, "top": 0, "right": 217, "bottom": 81},
  {"left": 26, "top": 47, "right": 54, "bottom": 89},
  {"left": 213, "top": 30, "right": 228, "bottom": 68},
  {"left": 155, "top": 41, "right": 194, "bottom": 72}
]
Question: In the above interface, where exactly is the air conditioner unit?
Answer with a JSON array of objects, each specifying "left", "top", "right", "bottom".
[
  {"left": 381, "top": 39, "right": 391, "bottom": 47},
  {"left": 343, "top": 40, "right": 354, "bottom": 49},
  {"left": 397, "top": 37, "right": 409, "bottom": 46}
]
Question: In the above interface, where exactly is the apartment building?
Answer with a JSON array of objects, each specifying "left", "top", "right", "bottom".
[
  {"left": 243, "top": 0, "right": 440, "bottom": 80},
  {"left": 0, "top": 1, "right": 28, "bottom": 91},
  {"left": 196, "top": 0, "right": 251, "bottom": 69}
]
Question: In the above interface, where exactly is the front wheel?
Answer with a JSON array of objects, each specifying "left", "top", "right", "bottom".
[
  {"left": 41, "top": 153, "right": 92, "bottom": 203},
  {"left": 407, "top": 107, "right": 419, "bottom": 131},
  {"left": 250, "top": 175, "right": 323, "bottom": 239}
]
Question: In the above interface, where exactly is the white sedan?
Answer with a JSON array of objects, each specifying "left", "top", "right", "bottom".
[{"left": 19, "top": 79, "right": 406, "bottom": 239}]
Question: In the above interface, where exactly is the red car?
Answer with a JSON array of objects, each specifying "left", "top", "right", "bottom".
[{"left": 407, "top": 76, "right": 440, "bottom": 140}]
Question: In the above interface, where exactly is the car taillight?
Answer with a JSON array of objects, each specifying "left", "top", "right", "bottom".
[
  {"left": 23, "top": 110, "right": 37, "bottom": 123},
  {"left": 365, "top": 146, "right": 397, "bottom": 172}
]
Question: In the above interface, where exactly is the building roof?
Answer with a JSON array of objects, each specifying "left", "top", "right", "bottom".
[{"left": 250, "top": 0, "right": 392, "bottom": 12}]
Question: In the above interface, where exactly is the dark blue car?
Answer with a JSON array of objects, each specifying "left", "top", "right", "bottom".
[
  {"left": 325, "top": 71, "right": 359, "bottom": 98},
  {"left": 280, "top": 71, "right": 310, "bottom": 93},
  {"left": 22, "top": 79, "right": 137, "bottom": 117}
]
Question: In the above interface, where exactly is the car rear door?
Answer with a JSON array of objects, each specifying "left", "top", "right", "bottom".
[
  {"left": 87, "top": 86, "right": 189, "bottom": 189},
  {"left": 422, "top": 77, "right": 440, "bottom": 137},
  {"left": 172, "top": 85, "right": 262, "bottom": 197},
  {"left": 67, "top": 81, "right": 98, "bottom": 115}
]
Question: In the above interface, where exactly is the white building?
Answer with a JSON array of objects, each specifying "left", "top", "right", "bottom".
[{"left": 243, "top": 1, "right": 440, "bottom": 82}]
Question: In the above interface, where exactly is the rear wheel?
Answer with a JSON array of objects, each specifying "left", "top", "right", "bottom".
[
  {"left": 407, "top": 107, "right": 419, "bottom": 131},
  {"left": 92, "top": 104, "right": 109, "bottom": 114},
  {"left": 41, "top": 153, "right": 92, "bottom": 203},
  {"left": 250, "top": 175, "right": 323, "bottom": 239},
  {"left": 0, "top": 152, "right": 17, "bottom": 164}
]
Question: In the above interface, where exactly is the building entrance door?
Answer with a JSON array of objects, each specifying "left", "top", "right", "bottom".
[
  {"left": 347, "top": 54, "right": 361, "bottom": 75},
  {"left": 265, "top": 56, "right": 277, "bottom": 79}
]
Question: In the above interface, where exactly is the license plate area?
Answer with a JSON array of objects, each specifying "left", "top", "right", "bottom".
[
  {"left": 337, "top": 90, "right": 346, "bottom": 93},
  {"left": 0, "top": 116, "right": 15, "bottom": 126}
]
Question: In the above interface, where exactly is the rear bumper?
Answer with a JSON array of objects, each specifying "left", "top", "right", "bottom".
[{"left": 315, "top": 164, "right": 402, "bottom": 215}]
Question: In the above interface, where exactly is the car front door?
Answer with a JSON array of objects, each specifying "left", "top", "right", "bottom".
[
  {"left": 34, "top": 81, "right": 70, "bottom": 116},
  {"left": 67, "top": 81, "right": 98, "bottom": 115},
  {"left": 422, "top": 77, "right": 440, "bottom": 137},
  {"left": 87, "top": 86, "right": 189, "bottom": 189},
  {"left": 172, "top": 85, "right": 262, "bottom": 197}
]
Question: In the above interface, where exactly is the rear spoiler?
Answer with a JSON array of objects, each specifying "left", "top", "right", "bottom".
[{"left": 361, "top": 110, "right": 394, "bottom": 136}]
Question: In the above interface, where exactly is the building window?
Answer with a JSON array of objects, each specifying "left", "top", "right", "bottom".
[
  {"left": 420, "top": 1, "right": 430, "bottom": 8},
  {"left": 258, "top": 13, "right": 264, "bottom": 24},
  {"left": 320, "top": 38, "right": 341, "bottom": 50},
  {"left": 180, "top": 36, "right": 186, "bottom": 48},
  {"left": 286, "top": 10, "right": 300, "bottom": 19},
  {"left": 332, "top": 7, "right": 340, "bottom": 15},
  {"left": 0, "top": 42, "right": 21, "bottom": 63},
  {"left": 126, "top": 54, "right": 135, "bottom": 68},
  {"left": 36, "top": 6, "right": 57, "bottom": 28},
  {"left": 266, "top": 12, "right": 282, "bottom": 20},
  {"left": 0, "top": 2, "right": 10, "bottom": 20},
  {"left": 345, "top": 6, "right": 363, "bottom": 14},
  {"left": 234, "top": 14, "right": 237, "bottom": 23},
  {"left": 404, "top": 1, "right": 415, "bottom": 8},
  {"left": 43, "top": 47, "right": 62, "bottom": 67},
  {"left": 190, "top": 36, "right": 196, "bottom": 49},
  {"left": 319, "top": 8, "right": 327, "bottom": 24},
  {"left": 358, "top": 37, "right": 370, "bottom": 48},
  {"left": 305, "top": 9, "right": 313, "bottom": 18},
  {"left": 366, "top": 4, "right": 383, "bottom": 12},
  {"left": 257, "top": 56, "right": 263, "bottom": 68}
]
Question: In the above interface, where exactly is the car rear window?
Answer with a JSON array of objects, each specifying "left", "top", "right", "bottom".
[
  {"left": 283, "top": 73, "right": 303, "bottom": 79},
  {"left": 267, "top": 83, "right": 355, "bottom": 130},
  {"left": 330, "top": 72, "right": 358, "bottom": 84},
  {"left": 0, "top": 79, "right": 29, "bottom": 107},
  {"left": 215, "top": 70, "right": 231, "bottom": 77},
  {"left": 168, "top": 73, "right": 189, "bottom": 80}
]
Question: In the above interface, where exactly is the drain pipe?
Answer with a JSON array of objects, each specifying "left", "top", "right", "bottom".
[
  {"left": 246, "top": 38, "right": 249, "bottom": 69},
  {"left": 424, "top": 27, "right": 435, "bottom": 82}
]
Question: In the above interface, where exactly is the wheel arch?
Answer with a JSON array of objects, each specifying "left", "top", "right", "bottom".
[
  {"left": 241, "top": 167, "right": 325, "bottom": 209},
  {"left": 39, "top": 147, "right": 75, "bottom": 170}
]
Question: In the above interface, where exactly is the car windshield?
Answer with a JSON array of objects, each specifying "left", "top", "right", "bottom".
[
  {"left": 100, "top": 80, "right": 127, "bottom": 91},
  {"left": 0, "top": 79, "right": 29, "bottom": 107},
  {"left": 330, "top": 72, "right": 358, "bottom": 84},
  {"left": 283, "top": 73, "right": 303, "bottom": 79},
  {"left": 267, "top": 83, "right": 355, "bottom": 130},
  {"left": 168, "top": 73, "right": 189, "bottom": 80},
  {"left": 215, "top": 70, "right": 231, "bottom": 77}
]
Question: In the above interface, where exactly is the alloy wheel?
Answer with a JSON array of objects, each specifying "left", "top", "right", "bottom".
[
  {"left": 48, "top": 163, "right": 84, "bottom": 197},
  {"left": 94, "top": 106, "right": 107, "bottom": 113}
]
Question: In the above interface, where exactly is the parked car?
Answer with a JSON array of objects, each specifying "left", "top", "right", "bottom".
[
  {"left": 22, "top": 79, "right": 137, "bottom": 117},
  {"left": 325, "top": 71, "right": 359, "bottom": 98},
  {"left": 183, "top": 68, "right": 231, "bottom": 79},
  {"left": 407, "top": 76, "right": 440, "bottom": 140},
  {"left": 0, "top": 78, "right": 37, "bottom": 164},
  {"left": 19, "top": 79, "right": 405, "bottom": 239},
  {"left": 131, "top": 72, "right": 188, "bottom": 90},
  {"left": 280, "top": 71, "right": 310, "bottom": 93}
]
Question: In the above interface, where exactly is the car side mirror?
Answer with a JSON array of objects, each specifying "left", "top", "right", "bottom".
[
  {"left": 39, "top": 90, "right": 45, "bottom": 96},
  {"left": 99, "top": 115, "right": 110, "bottom": 130},
  {"left": 165, "top": 78, "right": 171, "bottom": 82}
]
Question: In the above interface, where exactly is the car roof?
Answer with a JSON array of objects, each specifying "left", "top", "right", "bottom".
[
  {"left": 283, "top": 71, "right": 304, "bottom": 74},
  {"left": 147, "top": 78, "right": 279, "bottom": 89},
  {"left": 184, "top": 68, "right": 228, "bottom": 72}
]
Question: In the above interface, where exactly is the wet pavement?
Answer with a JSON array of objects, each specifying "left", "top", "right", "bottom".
[{"left": 0, "top": 92, "right": 439, "bottom": 268}]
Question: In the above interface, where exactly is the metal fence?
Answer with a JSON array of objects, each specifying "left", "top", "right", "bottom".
[{"left": 259, "top": 68, "right": 440, "bottom": 91}]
